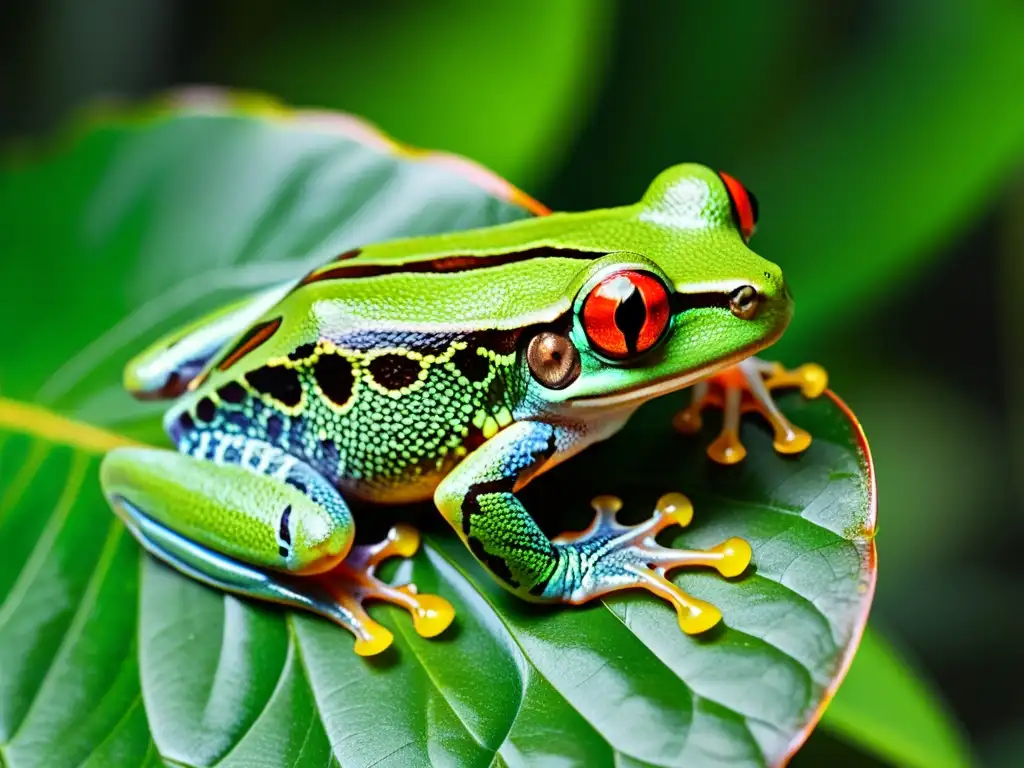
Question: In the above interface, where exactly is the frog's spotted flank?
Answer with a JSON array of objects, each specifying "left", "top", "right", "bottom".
[
  {"left": 216, "top": 316, "right": 283, "bottom": 371},
  {"left": 195, "top": 397, "right": 216, "bottom": 423},
  {"left": 452, "top": 347, "right": 490, "bottom": 382},
  {"left": 289, "top": 343, "right": 317, "bottom": 361},
  {"left": 217, "top": 381, "right": 246, "bottom": 403},
  {"left": 176, "top": 411, "right": 194, "bottom": 433}
]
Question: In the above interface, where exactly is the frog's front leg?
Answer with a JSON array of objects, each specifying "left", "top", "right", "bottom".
[
  {"left": 434, "top": 421, "right": 751, "bottom": 634},
  {"left": 101, "top": 442, "right": 453, "bottom": 656},
  {"left": 674, "top": 357, "right": 829, "bottom": 464},
  {"left": 123, "top": 281, "right": 294, "bottom": 400}
]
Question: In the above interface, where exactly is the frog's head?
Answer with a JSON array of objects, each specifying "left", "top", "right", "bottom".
[{"left": 526, "top": 163, "right": 792, "bottom": 411}]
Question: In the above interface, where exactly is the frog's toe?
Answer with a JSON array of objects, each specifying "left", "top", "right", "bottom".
[
  {"left": 399, "top": 589, "right": 456, "bottom": 638},
  {"left": 791, "top": 362, "right": 828, "bottom": 398},
  {"left": 671, "top": 383, "right": 706, "bottom": 435},
  {"left": 630, "top": 566, "right": 723, "bottom": 634},
  {"left": 315, "top": 588, "right": 394, "bottom": 657},
  {"left": 350, "top": 523, "right": 421, "bottom": 567},
  {"left": 707, "top": 430, "right": 748, "bottom": 465},
  {"left": 675, "top": 357, "right": 827, "bottom": 465},
  {"left": 353, "top": 625, "right": 395, "bottom": 657},
  {"left": 551, "top": 493, "right": 751, "bottom": 635},
  {"left": 320, "top": 525, "right": 455, "bottom": 651}
]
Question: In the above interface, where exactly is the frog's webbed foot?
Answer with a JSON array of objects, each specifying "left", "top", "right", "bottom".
[
  {"left": 551, "top": 494, "right": 751, "bottom": 634},
  {"left": 317, "top": 525, "right": 455, "bottom": 656},
  {"left": 120, "top": 498, "right": 453, "bottom": 657},
  {"left": 673, "top": 357, "right": 828, "bottom": 465}
]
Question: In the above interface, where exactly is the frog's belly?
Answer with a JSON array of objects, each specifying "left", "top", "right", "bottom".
[{"left": 336, "top": 465, "right": 454, "bottom": 505}]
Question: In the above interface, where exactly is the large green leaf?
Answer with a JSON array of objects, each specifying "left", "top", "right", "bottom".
[
  {"left": 0, "top": 94, "right": 885, "bottom": 767},
  {"left": 0, "top": 89, "right": 545, "bottom": 434}
]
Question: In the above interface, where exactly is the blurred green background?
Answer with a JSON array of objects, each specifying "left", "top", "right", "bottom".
[{"left": 3, "top": 0, "right": 1023, "bottom": 765}]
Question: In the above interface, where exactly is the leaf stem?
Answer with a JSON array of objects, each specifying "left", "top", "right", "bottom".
[{"left": 0, "top": 397, "right": 137, "bottom": 453}]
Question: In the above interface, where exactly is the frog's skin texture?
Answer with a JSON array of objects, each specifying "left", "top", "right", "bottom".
[{"left": 101, "top": 164, "right": 824, "bottom": 655}]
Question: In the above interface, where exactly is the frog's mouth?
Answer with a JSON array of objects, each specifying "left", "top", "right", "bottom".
[{"left": 568, "top": 334, "right": 778, "bottom": 411}]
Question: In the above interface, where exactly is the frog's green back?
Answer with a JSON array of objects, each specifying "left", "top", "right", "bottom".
[
  {"left": 230, "top": 164, "right": 780, "bottom": 367},
  {"left": 127, "top": 163, "right": 783, "bottom": 412}
]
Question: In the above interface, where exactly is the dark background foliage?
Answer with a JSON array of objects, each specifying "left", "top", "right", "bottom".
[{"left": 2, "top": 1, "right": 1022, "bottom": 765}]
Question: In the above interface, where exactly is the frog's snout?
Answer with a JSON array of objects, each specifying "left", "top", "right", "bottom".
[
  {"left": 768, "top": 277, "right": 795, "bottom": 332},
  {"left": 744, "top": 272, "right": 793, "bottom": 334}
]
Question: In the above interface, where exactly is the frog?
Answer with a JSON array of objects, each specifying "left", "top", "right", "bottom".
[{"left": 100, "top": 163, "right": 826, "bottom": 656}]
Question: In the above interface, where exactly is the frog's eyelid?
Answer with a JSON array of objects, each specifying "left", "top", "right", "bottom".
[{"left": 717, "top": 171, "right": 758, "bottom": 241}]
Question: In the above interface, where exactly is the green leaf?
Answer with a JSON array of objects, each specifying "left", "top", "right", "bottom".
[
  {"left": 0, "top": 94, "right": 880, "bottom": 767},
  {"left": 821, "top": 626, "right": 973, "bottom": 768},
  {"left": 0, "top": 89, "right": 543, "bottom": 431}
]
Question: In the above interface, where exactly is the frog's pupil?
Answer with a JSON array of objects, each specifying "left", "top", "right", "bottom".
[{"left": 613, "top": 283, "right": 647, "bottom": 355}]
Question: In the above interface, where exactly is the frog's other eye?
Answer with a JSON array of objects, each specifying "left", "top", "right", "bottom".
[
  {"left": 718, "top": 171, "right": 759, "bottom": 242},
  {"left": 580, "top": 270, "right": 671, "bottom": 359},
  {"left": 729, "top": 284, "right": 759, "bottom": 320},
  {"left": 527, "top": 331, "right": 581, "bottom": 389}
]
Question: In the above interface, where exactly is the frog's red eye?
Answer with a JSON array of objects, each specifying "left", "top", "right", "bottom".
[
  {"left": 718, "top": 171, "right": 759, "bottom": 242},
  {"left": 580, "top": 271, "right": 671, "bottom": 359}
]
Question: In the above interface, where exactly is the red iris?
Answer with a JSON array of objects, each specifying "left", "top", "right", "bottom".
[{"left": 581, "top": 271, "right": 670, "bottom": 359}]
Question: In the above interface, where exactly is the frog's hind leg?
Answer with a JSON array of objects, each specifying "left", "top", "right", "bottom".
[
  {"left": 112, "top": 490, "right": 393, "bottom": 651},
  {"left": 101, "top": 441, "right": 453, "bottom": 655}
]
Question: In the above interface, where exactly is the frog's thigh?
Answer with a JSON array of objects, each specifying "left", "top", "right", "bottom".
[
  {"left": 102, "top": 446, "right": 454, "bottom": 655},
  {"left": 101, "top": 446, "right": 354, "bottom": 576}
]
